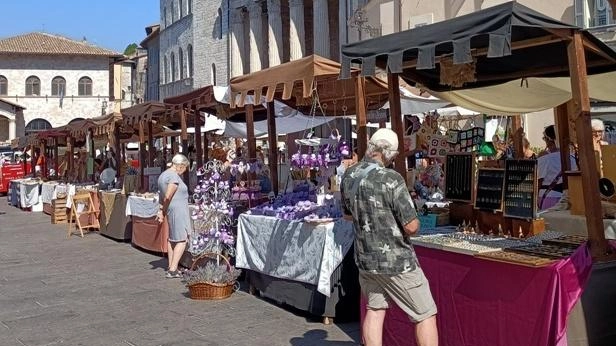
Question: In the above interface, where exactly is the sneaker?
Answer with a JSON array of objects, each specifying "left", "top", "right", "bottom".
[{"left": 165, "top": 270, "right": 182, "bottom": 279}]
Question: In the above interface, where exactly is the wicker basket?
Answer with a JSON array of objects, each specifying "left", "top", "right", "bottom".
[{"left": 187, "top": 252, "right": 236, "bottom": 300}]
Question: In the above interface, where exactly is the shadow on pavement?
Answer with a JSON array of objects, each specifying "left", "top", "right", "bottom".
[{"left": 289, "top": 329, "right": 359, "bottom": 346}]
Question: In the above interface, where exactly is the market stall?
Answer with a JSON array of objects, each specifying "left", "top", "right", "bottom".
[
  {"left": 226, "top": 55, "right": 397, "bottom": 319},
  {"left": 125, "top": 193, "right": 167, "bottom": 253},
  {"left": 340, "top": 1, "right": 616, "bottom": 344}
]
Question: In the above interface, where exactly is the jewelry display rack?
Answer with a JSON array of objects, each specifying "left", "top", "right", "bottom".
[
  {"left": 474, "top": 168, "right": 505, "bottom": 211},
  {"left": 503, "top": 159, "right": 538, "bottom": 219},
  {"left": 445, "top": 153, "right": 475, "bottom": 203}
]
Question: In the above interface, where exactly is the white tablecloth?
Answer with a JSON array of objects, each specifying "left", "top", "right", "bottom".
[
  {"left": 542, "top": 210, "right": 616, "bottom": 239},
  {"left": 125, "top": 195, "right": 159, "bottom": 218},
  {"left": 236, "top": 214, "right": 355, "bottom": 297},
  {"left": 18, "top": 180, "right": 41, "bottom": 208}
]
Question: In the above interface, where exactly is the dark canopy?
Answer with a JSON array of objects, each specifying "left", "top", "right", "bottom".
[{"left": 340, "top": 1, "right": 616, "bottom": 91}]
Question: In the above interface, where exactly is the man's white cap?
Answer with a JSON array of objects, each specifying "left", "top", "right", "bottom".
[{"left": 369, "top": 128, "right": 399, "bottom": 151}]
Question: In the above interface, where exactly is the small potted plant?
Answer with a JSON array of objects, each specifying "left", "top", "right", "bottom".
[{"left": 185, "top": 255, "right": 241, "bottom": 300}]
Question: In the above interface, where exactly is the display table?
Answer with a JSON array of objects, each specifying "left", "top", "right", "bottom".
[
  {"left": 236, "top": 214, "right": 359, "bottom": 319},
  {"left": 126, "top": 195, "right": 168, "bottom": 253},
  {"left": 98, "top": 191, "right": 131, "bottom": 241},
  {"left": 364, "top": 244, "right": 593, "bottom": 346},
  {"left": 542, "top": 210, "right": 616, "bottom": 239}
]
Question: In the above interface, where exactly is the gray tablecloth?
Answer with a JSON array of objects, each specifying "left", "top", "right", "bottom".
[
  {"left": 542, "top": 210, "right": 616, "bottom": 239},
  {"left": 41, "top": 182, "right": 59, "bottom": 204},
  {"left": 236, "top": 214, "right": 355, "bottom": 296},
  {"left": 125, "top": 195, "right": 159, "bottom": 218}
]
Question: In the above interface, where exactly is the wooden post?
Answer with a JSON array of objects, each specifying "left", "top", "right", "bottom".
[
  {"left": 53, "top": 138, "right": 59, "bottom": 178},
  {"left": 179, "top": 108, "right": 189, "bottom": 183},
  {"left": 139, "top": 122, "right": 147, "bottom": 191},
  {"left": 194, "top": 106, "right": 203, "bottom": 169},
  {"left": 266, "top": 101, "right": 279, "bottom": 195},
  {"left": 114, "top": 125, "right": 121, "bottom": 179},
  {"left": 355, "top": 76, "right": 368, "bottom": 159},
  {"left": 246, "top": 104, "right": 257, "bottom": 159},
  {"left": 568, "top": 32, "right": 608, "bottom": 259},
  {"left": 40, "top": 141, "right": 47, "bottom": 178},
  {"left": 511, "top": 115, "right": 524, "bottom": 159},
  {"left": 67, "top": 137, "right": 74, "bottom": 177},
  {"left": 555, "top": 103, "right": 571, "bottom": 189},
  {"left": 387, "top": 72, "right": 406, "bottom": 178},
  {"left": 147, "top": 121, "right": 154, "bottom": 167},
  {"left": 203, "top": 132, "right": 209, "bottom": 163},
  {"left": 162, "top": 136, "right": 168, "bottom": 168}
]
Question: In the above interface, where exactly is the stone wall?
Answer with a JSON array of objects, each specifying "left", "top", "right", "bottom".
[{"left": 192, "top": 0, "right": 229, "bottom": 88}]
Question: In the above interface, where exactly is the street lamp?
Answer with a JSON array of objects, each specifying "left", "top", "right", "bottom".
[{"left": 349, "top": 9, "right": 381, "bottom": 39}]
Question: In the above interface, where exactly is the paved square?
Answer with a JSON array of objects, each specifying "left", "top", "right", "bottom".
[{"left": 0, "top": 204, "right": 360, "bottom": 346}]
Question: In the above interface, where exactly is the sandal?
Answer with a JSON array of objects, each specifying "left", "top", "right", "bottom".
[{"left": 165, "top": 270, "right": 182, "bottom": 279}]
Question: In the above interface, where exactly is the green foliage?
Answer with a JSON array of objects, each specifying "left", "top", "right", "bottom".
[
  {"left": 185, "top": 262, "right": 241, "bottom": 286},
  {"left": 123, "top": 43, "right": 138, "bottom": 56}
]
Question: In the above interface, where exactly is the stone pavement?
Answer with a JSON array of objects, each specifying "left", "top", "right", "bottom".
[{"left": 0, "top": 203, "right": 360, "bottom": 346}]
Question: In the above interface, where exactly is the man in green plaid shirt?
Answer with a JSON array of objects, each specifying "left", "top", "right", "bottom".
[{"left": 341, "top": 128, "right": 438, "bottom": 346}]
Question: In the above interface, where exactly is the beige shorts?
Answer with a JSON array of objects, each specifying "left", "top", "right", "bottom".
[{"left": 359, "top": 268, "right": 437, "bottom": 323}]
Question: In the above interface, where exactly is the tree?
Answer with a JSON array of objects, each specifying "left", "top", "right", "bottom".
[{"left": 123, "top": 43, "right": 138, "bottom": 56}]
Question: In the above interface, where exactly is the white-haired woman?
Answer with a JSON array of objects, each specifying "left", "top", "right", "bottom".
[
  {"left": 157, "top": 154, "right": 191, "bottom": 278},
  {"left": 592, "top": 119, "right": 608, "bottom": 152}
]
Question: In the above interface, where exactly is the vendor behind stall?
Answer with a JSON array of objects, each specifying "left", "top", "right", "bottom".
[{"left": 538, "top": 125, "right": 578, "bottom": 210}]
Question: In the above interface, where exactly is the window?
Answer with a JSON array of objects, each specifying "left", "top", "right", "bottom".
[
  {"left": 51, "top": 76, "right": 66, "bottom": 96},
  {"left": 179, "top": 0, "right": 184, "bottom": 18},
  {"left": 163, "top": 56, "right": 169, "bottom": 84},
  {"left": 218, "top": 8, "right": 223, "bottom": 39},
  {"left": 69, "top": 117, "right": 85, "bottom": 124},
  {"left": 179, "top": 47, "right": 184, "bottom": 79},
  {"left": 25, "top": 76, "right": 40, "bottom": 96},
  {"left": 25, "top": 118, "right": 52, "bottom": 136},
  {"left": 171, "top": 0, "right": 175, "bottom": 23},
  {"left": 211, "top": 63, "right": 217, "bottom": 86},
  {"left": 187, "top": 45, "right": 193, "bottom": 78},
  {"left": 170, "top": 52, "right": 176, "bottom": 81},
  {"left": 188, "top": 0, "right": 192, "bottom": 14},
  {"left": 0, "top": 75, "right": 7, "bottom": 95},
  {"left": 163, "top": 7, "right": 167, "bottom": 27},
  {"left": 78, "top": 77, "right": 92, "bottom": 96}
]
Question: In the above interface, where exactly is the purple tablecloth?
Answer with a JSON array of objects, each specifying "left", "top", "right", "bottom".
[{"left": 361, "top": 243, "right": 592, "bottom": 346}]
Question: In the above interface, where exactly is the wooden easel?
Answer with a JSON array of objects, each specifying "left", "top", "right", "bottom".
[{"left": 67, "top": 193, "right": 100, "bottom": 238}]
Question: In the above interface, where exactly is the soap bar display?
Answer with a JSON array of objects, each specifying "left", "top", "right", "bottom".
[
  {"left": 445, "top": 153, "right": 474, "bottom": 202},
  {"left": 503, "top": 159, "right": 537, "bottom": 219},
  {"left": 474, "top": 168, "right": 505, "bottom": 211}
]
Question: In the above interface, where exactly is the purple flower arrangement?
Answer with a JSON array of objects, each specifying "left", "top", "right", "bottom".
[
  {"left": 228, "top": 159, "right": 263, "bottom": 176},
  {"left": 290, "top": 140, "right": 351, "bottom": 171}
]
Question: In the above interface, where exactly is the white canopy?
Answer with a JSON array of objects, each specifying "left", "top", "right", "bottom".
[{"left": 434, "top": 71, "right": 616, "bottom": 115}]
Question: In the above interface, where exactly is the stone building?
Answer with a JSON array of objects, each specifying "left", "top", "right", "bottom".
[
  {"left": 0, "top": 32, "right": 123, "bottom": 140},
  {"left": 141, "top": 24, "right": 161, "bottom": 102},
  {"left": 154, "top": 0, "right": 368, "bottom": 100}
]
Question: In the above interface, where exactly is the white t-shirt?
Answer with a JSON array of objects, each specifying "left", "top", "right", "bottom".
[{"left": 537, "top": 152, "right": 577, "bottom": 198}]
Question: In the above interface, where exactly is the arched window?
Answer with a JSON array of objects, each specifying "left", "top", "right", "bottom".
[
  {"left": 51, "top": 76, "right": 66, "bottom": 96},
  {"left": 78, "top": 77, "right": 92, "bottom": 96},
  {"left": 69, "top": 117, "right": 85, "bottom": 124},
  {"left": 179, "top": 47, "right": 184, "bottom": 79},
  {"left": 25, "top": 118, "right": 52, "bottom": 136},
  {"left": 163, "top": 55, "right": 168, "bottom": 84},
  {"left": 218, "top": 8, "right": 223, "bottom": 39},
  {"left": 0, "top": 75, "right": 7, "bottom": 95},
  {"left": 187, "top": 45, "right": 193, "bottom": 78},
  {"left": 170, "top": 52, "right": 176, "bottom": 82},
  {"left": 211, "top": 63, "right": 217, "bottom": 86},
  {"left": 179, "top": 0, "right": 184, "bottom": 18},
  {"left": 188, "top": 0, "right": 192, "bottom": 14},
  {"left": 25, "top": 76, "right": 40, "bottom": 96},
  {"left": 170, "top": 0, "right": 175, "bottom": 23}
]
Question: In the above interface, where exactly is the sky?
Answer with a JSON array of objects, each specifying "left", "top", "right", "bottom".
[{"left": 0, "top": 0, "right": 159, "bottom": 53}]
